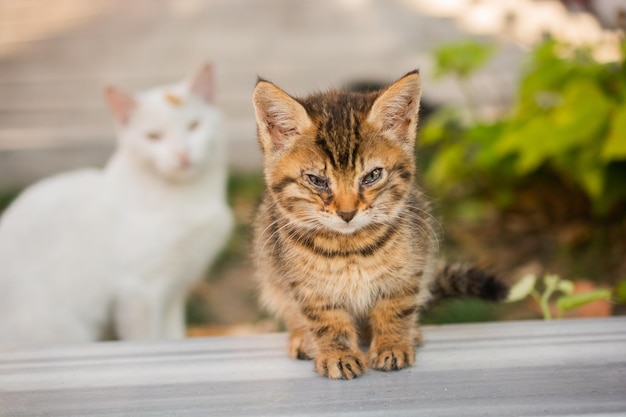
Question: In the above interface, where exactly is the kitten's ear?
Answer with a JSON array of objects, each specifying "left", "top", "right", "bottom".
[
  {"left": 190, "top": 63, "right": 215, "bottom": 104},
  {"left": 104, "top": 86, "right": 136, "bottom": 127},
  {"left": 367, "top": 70, "right": 421, "bottom": 150},
  {"left": 253, "top": 80, "right": 312, "bottom": 154}
]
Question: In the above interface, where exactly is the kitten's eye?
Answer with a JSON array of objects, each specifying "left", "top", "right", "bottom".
[
  {"left": 306, "top": 174, "right": 329, "bottom": 190},
  {"left": 362, "top": 168, "right": 383, "bottom": 186},
  {"left": 188, "top": 120, "right": 200, "bottom": 131},
  {"left": 146, "top": 131, "right": 162, "bottom": 141}
]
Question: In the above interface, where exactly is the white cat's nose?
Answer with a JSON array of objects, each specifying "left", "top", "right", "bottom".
[{"left": 177, "top": 151, "right": 191, "bottom": 168}]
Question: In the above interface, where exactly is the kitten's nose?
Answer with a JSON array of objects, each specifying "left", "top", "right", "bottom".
[{"left": 337, "top": 210, "right": 357, "bottom": 223}]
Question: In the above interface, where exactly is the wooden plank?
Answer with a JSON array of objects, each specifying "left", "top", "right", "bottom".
[{"left": 1, "top": 317, "right": 625, "bottom": 417}]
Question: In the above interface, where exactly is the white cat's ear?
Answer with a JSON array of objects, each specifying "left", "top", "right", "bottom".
[
  {"left": 367, "top": 70, "right": 421, "bottom": 151},
  {"left": 104, "top": 86, "right": 136, "bottom": 127},
  {"left": 253, "top": 80, "right": 312, "bottom": 154},
  {"left": 190, "top": 64, "right": 215, "bottom": 104}
]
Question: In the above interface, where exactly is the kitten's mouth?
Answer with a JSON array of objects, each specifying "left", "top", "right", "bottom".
[
  {"left": 335, "top": 224, "right": 360, "bottom": 234},
  {"left": 325, "top": 217, "right": 367, "bottom": 235}
]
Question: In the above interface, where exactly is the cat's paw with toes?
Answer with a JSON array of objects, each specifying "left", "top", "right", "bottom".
[
  {"left": 288, "top": 331, "right": 315, "bottom": 360},
  {"left": 369, "top": 344, "right": 415, "bottom": 371},
  {"left": 314, "top": 351, "right": 367, "bottom": 380}
]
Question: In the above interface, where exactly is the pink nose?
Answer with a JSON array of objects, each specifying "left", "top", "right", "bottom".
[{"left": 177, "top": 151, "right": 190, "bottom": 168}]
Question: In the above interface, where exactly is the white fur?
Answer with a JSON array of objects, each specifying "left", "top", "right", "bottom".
[{"left": 0, "top": 71, "right": 233, "bottom": 347}]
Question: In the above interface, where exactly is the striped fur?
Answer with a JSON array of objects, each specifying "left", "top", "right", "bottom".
[{"left": 252, "top": 71, "right": 507, "bottom": 380}]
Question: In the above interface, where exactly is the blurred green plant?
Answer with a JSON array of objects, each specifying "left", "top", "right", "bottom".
[
  {"left": 433, "top": 40, "right": 496, "bottom": 79},
  {"left": 187, "top": 172, "right": 264, "bottom": 326},
  {"left": 616, "top": 278, "right": 626, "bottom": 305},
  {"left": 421, "top": 298, "right": 505, "bottom": 325},
  {"left": 0, "top": 189, "right": 20, "bottom": 214},
  {"left": 205, "top": 173, "right": 263, "bottom": 276},
  {"left": 506, "top": 273, "right": 612, "bottom": 320},
  {"left": 432, "top": 40, "right": 495, "bottom": 121},
  {"left": 421, "top": 39, "right": 626, "bottom": 216}
]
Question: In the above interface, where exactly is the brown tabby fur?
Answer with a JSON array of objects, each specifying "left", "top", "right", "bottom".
[{"left": 252, "top": 71, "right": 508, "bottom": 380}]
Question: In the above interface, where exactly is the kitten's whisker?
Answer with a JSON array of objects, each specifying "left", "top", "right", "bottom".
[
  {"left": 256, "top": 206, "right": 324, "bottom": 267},
  {"left": 374, "top": 200, "right": 442, "bottom": 250}
]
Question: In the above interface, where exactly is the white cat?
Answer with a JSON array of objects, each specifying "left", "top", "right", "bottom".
[{"left": 0, "top": 65, "right": 234, "bottom": 347}]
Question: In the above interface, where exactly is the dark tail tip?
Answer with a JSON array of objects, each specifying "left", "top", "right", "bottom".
[
  {"left": 477, "top": 272, "right": 510, "bottom": 302},
  {"left": 432, "top": 263, "right": 510, "bottom": 304}
]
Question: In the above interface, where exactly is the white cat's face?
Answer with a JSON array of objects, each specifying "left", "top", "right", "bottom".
[
  {"left": 124, "top": 87, "right": 220, "bottom": 182},
  {"left": 105, "top": 65, "right": 222, "bottom": 183}
]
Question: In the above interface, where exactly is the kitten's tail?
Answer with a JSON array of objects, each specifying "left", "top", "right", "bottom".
[{"left": 426, "top": 262, "right": 509, "bottom": 306}]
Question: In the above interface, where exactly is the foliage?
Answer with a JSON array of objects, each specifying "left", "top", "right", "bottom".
[
  {"left": 507, "top": 273, "right": 611, "bottom": 320},
  {"left": 420, "top": 298, "right": 504, "bottom": 325},
  {"left": 187, "top": 172, "right": 264, "bottom": 326},
  {"left": 616, "top": 278, "right": 626, "bottom": 304},
  {"left": 421, "top": 298, "right": 505, "bottom": 324},
  {"left": 421, "top": 39, "right": 626, "bottom": 216},
  {"left": 432, "top": 40, "right": 495, "bottom": 79},
  {"left": 0, "top": 189, "right": 20, "bottom": 214},
  {"left": 205, "top": 173, "right": 263, "bottom": 276}
]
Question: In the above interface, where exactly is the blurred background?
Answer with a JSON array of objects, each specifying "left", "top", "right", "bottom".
[{"left": 1, "top": 0, "right": 625, "bottom": 336}]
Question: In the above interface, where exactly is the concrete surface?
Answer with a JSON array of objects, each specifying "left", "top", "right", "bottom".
[{"left": 1, "top": 317, "right": 625, "bottom": 417}]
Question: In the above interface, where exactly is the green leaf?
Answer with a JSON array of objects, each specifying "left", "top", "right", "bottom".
[
  {"left": 557, "top": 279, "right": 575, "bottom": 295},
  {"left": 553, "top": 148, "right": 607, "bottom": 202},
  {"left": 602, "top": 104, "right": 626, "bottom": 161},
  {"left": 497, "top": 78, "right": 613, "bottom": 177},
  {"left": 424, "top": 143, "right": 467, "bottom": 189},
  {"left": 517, "top": 41, "right": 571, "bottom": 105},
  {"left": 466, "top": 122, "right": 504, "bottom": 166},
  {"left": 544, "top": 274, "right": 560, "bottom": 291},
  {"left": 578, "top": 165, "right": 605, "bottom": 198},
  {"left": 433, "top": 41, "right": 495, "bottom": 79},
  {"left": 616, "top": 279, "right": 626, "bottom": 304},
  {"left": 551, "top": 79, "right": 612, "bottom": 149},
  {"left": 451, "top": 199, "right": 490, "bottom": 223},
  {"left": 494, "top": 118, "right": 557, "bottom": 173},
  {"left": 556, "top": 289, "right": 612, "bottom": 312},
  {"left": 419, "top": 108, "right": 465, "bottom": 146},
  {"left": 506, "top": 274, "right": 537, "bottom": 303}
]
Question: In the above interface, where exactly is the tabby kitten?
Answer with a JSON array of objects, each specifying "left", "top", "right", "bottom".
[{"left": 252, "top": 70, "right": 508, "bottom": 380}]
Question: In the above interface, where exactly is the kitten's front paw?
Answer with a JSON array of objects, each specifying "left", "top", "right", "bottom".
[
  {"left": 369, "top": 343, "right": 415, "bottom": 371},
  {"left": 288, "top": 331, "right": 315, "bottom": 360},
  {"left": 314, "top": 351, "right": 367, "bottom": 380}
]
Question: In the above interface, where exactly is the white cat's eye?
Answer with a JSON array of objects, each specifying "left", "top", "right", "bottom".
[
  {"left": 362, "top": 168, "right": 383, "bottom": 186},
  {"left": 188, "top": 120, "right": 200, "bottom": 131},
  {"left": 306, "top": 174, "right": 329, "bottom": 190},
  {"left": 146, "top": 131, "right": 162, "bottom": 141}
]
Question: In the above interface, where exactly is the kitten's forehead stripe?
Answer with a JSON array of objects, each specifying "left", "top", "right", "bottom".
[
  {"left": 315, "top": 134, "right": 337, "bottom": 169},
  {"left": 304, "top": 92, "right": 374, "bottom": 171}
]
